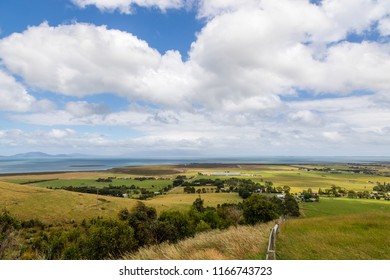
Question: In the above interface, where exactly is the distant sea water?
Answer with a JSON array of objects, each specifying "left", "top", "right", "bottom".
[{"left": 0, "top": 156, "right": 389, "bottom": 174}]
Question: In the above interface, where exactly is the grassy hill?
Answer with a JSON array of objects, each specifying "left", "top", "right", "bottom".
[
  {"left": 0, "top": 181, "right": 138, "bottom": 223},
  {"left": 0, "top": 181, "right": 241, "bottom": 224},
  {"left": 277, "top": 198, "right": 390, "bottom": 259},
  {"left": 123, "top": 222, "right": 272, "bottom": 260}
]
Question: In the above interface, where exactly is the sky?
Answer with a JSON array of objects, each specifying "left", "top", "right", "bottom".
[{"left": 0, "top": 0, "right": 390, "bottom": 157}]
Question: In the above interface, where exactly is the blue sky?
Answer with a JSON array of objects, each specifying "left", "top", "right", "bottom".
[{"left": 0, "top": 0, "right": 390, "bottom": 157}]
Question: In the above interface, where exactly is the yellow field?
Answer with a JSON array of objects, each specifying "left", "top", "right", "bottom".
[
  {"left": 0, "top": 181, "right": 138, "bottom": 223},
  {"left": 145, "top": 192, "right": 242, "bottom": 212},
  {"left": 0, "top": 181, "right": 242, "bottom": 223}
]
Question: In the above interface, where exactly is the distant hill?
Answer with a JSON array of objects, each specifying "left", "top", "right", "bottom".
[
  {"left": 12, "top": 152, "right": 55, "bottom": 158},
  {"left": 8, "top": 152, "right": 87, "bottom": 158}
]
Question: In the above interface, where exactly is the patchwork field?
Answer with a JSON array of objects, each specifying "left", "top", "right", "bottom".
[{"left": 1, "top": 162, "right": 389, "bottom": 260}]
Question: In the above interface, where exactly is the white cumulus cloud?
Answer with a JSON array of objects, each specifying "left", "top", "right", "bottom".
[{"left": 72, "top": 0, "right": 186, "bottom": 13}]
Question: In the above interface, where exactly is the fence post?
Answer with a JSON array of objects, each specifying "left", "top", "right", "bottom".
[{"left": 266, "top": 220, "right": 281, "bottom": 260}]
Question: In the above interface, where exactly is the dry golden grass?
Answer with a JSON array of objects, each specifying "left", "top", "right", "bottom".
[
  {"left": 146, "top": 193, "right": 242, "bottom": 212},
  {"left": 123, "top": 223, "right": 272, "bottom": 260},
  {"left": 0, "top": 181, "right": 139, "bottom": 223},
  {"left": 0, "top": 182, "right": 242, "bottom": 224}
]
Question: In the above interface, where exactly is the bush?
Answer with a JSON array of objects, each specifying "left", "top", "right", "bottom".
[
  {"left": 242, "top": 195, "right": 281, "bottom": 225},
  {"left": 158, "top": 211, "right": 194, "bottom": 240},
  {"left": 81, "top": 219, "right": 137, "bottom": 259}
]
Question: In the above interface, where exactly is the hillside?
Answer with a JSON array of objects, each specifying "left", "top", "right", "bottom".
[
  {"left": 123, "top": 222, "right": 272, "bottom": 260},
  {"left": 276, "top": 198, "right": 390, "bottom": 259},
  {"left": 0, "top": 181, "right": 138, "bottom": 223}
]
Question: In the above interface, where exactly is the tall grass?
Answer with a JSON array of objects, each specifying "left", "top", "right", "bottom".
[
  {"left": 123, "top": 223, "right": 272, "bottom": 260},
  {"left": 277, "top": 213, "right": 390, "bottom": 259}
]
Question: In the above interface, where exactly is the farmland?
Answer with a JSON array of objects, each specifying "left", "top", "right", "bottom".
[
  {"left": 277, "top": 199, "right": 390, "bottom": 259},
  {"left": 1, "top": 162, "right": 390, "bottom": 259}
]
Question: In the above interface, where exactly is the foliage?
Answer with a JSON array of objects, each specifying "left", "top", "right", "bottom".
[
  {"left": 158, "top": 211, "right": 194, "bottom": 241},
  {"left": 242, "top": 195, "right": 281, "bottom": 225},
  {"left": 283, "top": 193, "right": 300, "bottom": 217},
  {"left": 0, "top": 210, "right": 21, "bottom": 259},
  {"left": 81, "top": 218, "right": 137, "bottom": 259}
]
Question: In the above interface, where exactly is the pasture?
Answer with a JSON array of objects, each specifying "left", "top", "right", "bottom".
[
  {"left": 277, "top": 198, "right": 390, "bottom": 259},
  {"left": 0, "top": 181, "right": 241, "bottom": 224}
]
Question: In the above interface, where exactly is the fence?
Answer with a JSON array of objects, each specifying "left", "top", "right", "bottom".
[{"left": 265, "top": 221, "right": 280, "bottom": 260}]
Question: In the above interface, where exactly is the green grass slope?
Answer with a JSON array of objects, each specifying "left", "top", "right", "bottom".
[{"left": 277, "top": 198, "right": 390, "bottom": 259}]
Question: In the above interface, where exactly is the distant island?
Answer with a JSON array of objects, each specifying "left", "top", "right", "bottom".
[{"left": 2, "top": 152, "right": 87, "bottom": 158}]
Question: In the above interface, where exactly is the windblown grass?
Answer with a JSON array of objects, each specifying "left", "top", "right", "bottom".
[
  {"left": 300, "top": 197, "right": 390, "bottom": 218},
  {"left": 277, "top": 198, "right": 390, "bottom": 259},
  {"left": 0, "top": 181, "right": 139, "bottom": 223},
  {"left": 277, "top": 213, "right": 390, "bottom": 259},
  {"left": 123, "top": 223, "right": 272, "bottom": 260},
  {"left": 0, "top": 182, "right": 242, "bottom": 223}
]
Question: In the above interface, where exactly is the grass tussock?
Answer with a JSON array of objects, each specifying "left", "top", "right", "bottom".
[{"left": 123, "top": 223, "right": 273, "bottom": 260}]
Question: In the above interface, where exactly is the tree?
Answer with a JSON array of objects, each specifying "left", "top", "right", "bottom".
[
  {"left": 283, "top": 193, "right": 300, "bottom": 217},
  {"left": 238, "top": 187, "right": 251, "bottom": 199},
  {"left": 192, "top": 197, "right": 205, "bottom": 213},
  {"left": 81, "top": 219, "right": 137, "bottom": 259},
  {"left": 118, "top": 208, "right": 130, "bottom": 221},
  {"left": 283, "top": 186, "right": 291, "bottom": 193},
  {"left": 216, "top": 204, "right": 243, "bottom": 228},
  {"left": 242, "top": 195, "right": 280, "bottom": 225},
  {"left": 265, "top": 181, "right": 274, "bottom": 193},
  {"left": 127, "top": 202, "right": 158, "bottom": 246},
  {"left": 158, "top": 211, "right": 194, "bottom": 240}
]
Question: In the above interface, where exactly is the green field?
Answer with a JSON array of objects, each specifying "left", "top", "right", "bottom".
[
  {"left": 277, "top": 198, "right": 390, "bottom": 259},
  {"left": 3, "top": 178, "right": 171, "bottom": 190},
  {"left": 300, "top": 197, "right": 390, "bottom": 218}
]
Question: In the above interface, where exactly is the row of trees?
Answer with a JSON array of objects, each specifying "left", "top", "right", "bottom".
[
  {"left": 179, "top": 177, "right": 287, "bottom": 198},
  {"left": 317, "top": 182, "right": 390, "bottom": 200},
  {"left": 62, "top": 183, "right": 174, "bottom": 200}
]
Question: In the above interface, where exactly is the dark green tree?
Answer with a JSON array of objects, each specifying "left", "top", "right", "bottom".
[
  {"left": 283, "top": 193, "right": 300, "bottom": 217},
  {"left": 81, "top": 219, "right": 137, "bottom": 259},
  {"left": 158, "top": 211, "right": 194, "bottom": 240},
  {"left": 192, "top": 197, "right": 205, "bottom": 213},
  {"left": 242, "top": 195, "right": 281, "bottom": 225},
  {"left": 127, "top": 202, "right": 158, "bottom": 247}
]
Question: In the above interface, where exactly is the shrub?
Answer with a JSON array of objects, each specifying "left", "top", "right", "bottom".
[{"left": 242, "top": 195, "right": 281, "bottom": 225}]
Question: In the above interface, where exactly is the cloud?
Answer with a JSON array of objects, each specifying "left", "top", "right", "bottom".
[
  {"left": 47, "top": 128, "right": 76, "bottom": 139},
  {"left": 378, "top": 16, "right": 390, "bottom": 36},
  {"left": 0, "top": 22, "right": 199, "bottom": 109},
  {"left": 71, "top": 0, "right": 186, "bottom": 13},
  {"left": 0, "top": 69, "right": 34, "bottom": 112},
  {"left": 65, "top": 101, "right": 110, "bottom": 117},
  {"left": 0, "top": 69, "right": 55, "bottom": 112},
  {"left": 0, "top": 22, "right": 161, "bottom": 96},
  {"left": 1, "top": 0, "right": 390, "bottom": 156},
  {"left": 2, "top": 1, "right": 390, "bottom": 113},
  {"left": 287, "top": 110, "right": 323, "bottom": 126},
  {"left": 322, "top": 131, "right": 344, "bottom": 142}
]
